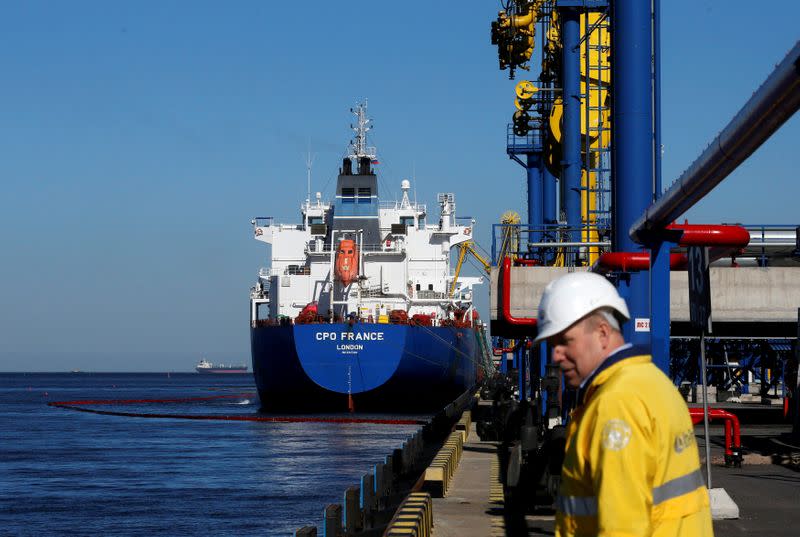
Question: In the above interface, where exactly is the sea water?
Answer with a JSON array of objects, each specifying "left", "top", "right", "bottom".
[{"left": 0, "top": 373, "right": 423, "bottom": 536}]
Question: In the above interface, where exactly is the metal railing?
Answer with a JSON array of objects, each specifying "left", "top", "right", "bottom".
[
  {"left": 306, "top": 241, "right": 405, "bottom": 254},
  {"left": 491, "top": 223, "right": 611, "bottom": 267}
]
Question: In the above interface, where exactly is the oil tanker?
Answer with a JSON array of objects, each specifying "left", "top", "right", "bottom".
[{"left": 249, "top": 102, "right": 492, "bottom": 412}]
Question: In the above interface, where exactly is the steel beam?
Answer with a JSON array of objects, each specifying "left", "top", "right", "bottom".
[{"left": 630, "top": 42, "right": 800, "bottom": 243}]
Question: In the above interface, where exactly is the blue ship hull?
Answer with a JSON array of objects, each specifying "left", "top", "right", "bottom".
[{"left": 250, "top": 323, "right": 482, "bottom": 412}]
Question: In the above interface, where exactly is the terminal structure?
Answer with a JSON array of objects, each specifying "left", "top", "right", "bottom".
[{"left": 486, "top": 0, "right": 800, "bottom": 511}]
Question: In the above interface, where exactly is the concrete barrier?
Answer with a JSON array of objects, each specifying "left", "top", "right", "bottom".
[
  {"left": 323, "top": 503, "right": 342, "bottom": 537},
  {"left": 456, "top": 410, "right": 472, "bottom": 443},
  {"left": 384, "top": 492, "right": 433, "bottom": 537},
  {"left": 422, "top": 429, "right": 464, "bottom": 497},
  {"left": 360, "top": 472, "right": 376, "bottom": 524},
  {"left": 344, "top": 485, "right": 361, "bottom": 533},
  {"left": 295, "top": 395, "right": 474, "bottom": 534}
]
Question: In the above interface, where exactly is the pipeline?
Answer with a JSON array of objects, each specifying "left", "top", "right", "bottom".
[
  {"left": 630, "top": 42, "right": 800, "bottom": 243},
  {"left": 500, "top": 256, "right": 538, "bottom": 327},
  {"left": 47, "top": 395, "right": 426, "bottom": 425},
  {"left": 688, "top": 407, "right": 743, "bottom": 467},
  {"left": 593, "top": 223, "right": 750, "bottom": 272}
]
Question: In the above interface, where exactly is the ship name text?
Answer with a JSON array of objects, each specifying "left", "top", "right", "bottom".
[{"left": 315, "top": 331, "right": 385, "bottom": 342}]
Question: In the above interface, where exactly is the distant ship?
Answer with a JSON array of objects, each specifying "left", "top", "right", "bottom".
[
  {"left": 248, "top": 102, "right": 492, "bottom": 412},
  {"left": 195, "top": 359, "right": 248, "bottom": 374}
]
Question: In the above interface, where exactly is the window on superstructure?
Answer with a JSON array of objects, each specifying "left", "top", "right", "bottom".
[
  {"left": 309, "top": 216, "right": 323, "bottom": 225},
  {"left": 400, "top": 216, "right": 414, "bottom": 228},
  {"left": 357, "top": 187, "right": 371, "bottom": 204},
  {"left": 341, "top": 188, "right": 355, "bottom": 203}
]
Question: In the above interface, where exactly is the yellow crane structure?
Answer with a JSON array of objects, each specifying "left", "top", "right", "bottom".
[{"left": 449, "top": 240, "right": 492, "bottom": 298}]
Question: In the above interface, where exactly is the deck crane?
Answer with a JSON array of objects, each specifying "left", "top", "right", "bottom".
[{"left": 449, "top": 241, "right": 491, "bottom": 298}]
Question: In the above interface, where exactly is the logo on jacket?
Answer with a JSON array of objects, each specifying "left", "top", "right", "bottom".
[
  {"left": 674, "top": 429, "right": 696, "bottom": 453},
  {"left": 601, "top": 419, "right": 632, "bottom": 451}
]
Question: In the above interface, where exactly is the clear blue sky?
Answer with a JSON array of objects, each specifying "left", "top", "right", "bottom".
[{"left": 1, "top": 1, "right": 797, "bottom": 371}]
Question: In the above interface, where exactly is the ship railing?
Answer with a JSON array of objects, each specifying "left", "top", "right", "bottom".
[
  {"left": 379, "top": 201, "right": 427, "bottom": 213},
  {"left": 305, "top": 241, "right": 405, "bottom": 254},
  {"left": 416, "top": 290, "right": 448, "bottom": 300},
  {"left": 490, "top": 223, "right": 611, "bottom": 267}
]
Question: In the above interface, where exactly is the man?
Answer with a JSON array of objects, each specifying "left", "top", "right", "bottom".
[{"left": 534, "top": 272, "right": 713, "bottom": 537}]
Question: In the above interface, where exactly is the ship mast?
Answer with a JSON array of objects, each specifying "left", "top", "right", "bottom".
[{"left": 347, "top": 101, "right": 377, "bottom": 161}]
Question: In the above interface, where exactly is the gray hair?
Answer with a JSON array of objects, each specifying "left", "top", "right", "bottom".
[{"left": 587, "top": 307, "right": 622, "bottom": 332}]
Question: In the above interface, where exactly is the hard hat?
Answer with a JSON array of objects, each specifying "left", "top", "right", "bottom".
[{"left": 533, "top": 272, "right": 630, "bottom": 343}]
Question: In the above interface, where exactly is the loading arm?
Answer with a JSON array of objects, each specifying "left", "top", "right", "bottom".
[{"left": 450, "top": 241, "right": 491, "bottom": 297}]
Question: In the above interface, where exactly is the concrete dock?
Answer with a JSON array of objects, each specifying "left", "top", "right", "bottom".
[{"left": 430, "top": 420, "right": 800, "bottom": 536}]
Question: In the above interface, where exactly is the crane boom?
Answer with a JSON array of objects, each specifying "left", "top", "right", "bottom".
[{"left": 450, "top": 241, "right": 491, "bottom": 297}]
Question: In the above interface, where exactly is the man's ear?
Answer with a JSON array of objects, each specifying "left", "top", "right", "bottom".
[{"left": 596, "top": 318, "right": 611, "bottom": 347}]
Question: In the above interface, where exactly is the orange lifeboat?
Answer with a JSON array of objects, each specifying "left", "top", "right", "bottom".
[{"left": 335, "top": 239, "right": 359, "bottom": 286}]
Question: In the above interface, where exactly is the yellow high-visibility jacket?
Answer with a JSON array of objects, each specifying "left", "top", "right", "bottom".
[{"left": 555, "top": 346, "right": 713, "bottom": 537}]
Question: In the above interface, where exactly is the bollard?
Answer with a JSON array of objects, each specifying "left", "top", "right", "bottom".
[
  {"left": 323, "top": 504, "right": 342, "bottom": 537},
  {"left": 295, "top": 527, "right": 317, "bottom": 537},
  {"left": 343, "top": 485, "right": 361, "bottom": 533}
]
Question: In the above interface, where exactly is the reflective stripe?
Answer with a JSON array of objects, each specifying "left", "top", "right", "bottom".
[
  {"left": 652, "top": 468, "right": 705, "bottom": 505},
  {"left": 556, "top": 495, "right": 598, "bottom": 516}
]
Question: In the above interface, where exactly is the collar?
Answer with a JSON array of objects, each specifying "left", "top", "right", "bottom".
[
  {"left": 577, "top": 343, "right": 632, "bottom": 391},
  {"left": 576, "top": 343, "right": 647, "bottom": 405}
]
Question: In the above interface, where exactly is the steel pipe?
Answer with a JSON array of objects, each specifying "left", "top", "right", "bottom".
[
  {"left": 593, "top": 224, "right": 750, "bottom": 273},
  {"left": 630, "top": 42, "right": 800, "bottom": 243},
  {"left": 500, "top": 257, "right": 538, "bottom": 327}
]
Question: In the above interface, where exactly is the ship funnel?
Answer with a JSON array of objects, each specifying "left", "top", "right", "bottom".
[{"left": 342, "top": 158, "right": 352, "bottom": 175}]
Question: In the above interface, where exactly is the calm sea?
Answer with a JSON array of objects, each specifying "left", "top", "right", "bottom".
[{"left": 0, "top": 373, "right": 423, "bottom": 536}]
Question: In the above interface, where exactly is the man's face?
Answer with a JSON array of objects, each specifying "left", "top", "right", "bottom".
[{"left": 547, "top": 318, "right": 604, "bottom": 388}]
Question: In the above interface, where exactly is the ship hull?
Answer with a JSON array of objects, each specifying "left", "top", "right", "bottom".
[{"left": 250, "top": 323, "right": 481, "bottom": 412}]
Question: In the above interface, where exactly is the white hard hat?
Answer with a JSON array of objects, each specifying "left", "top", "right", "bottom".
[{"left": 533, "top": 271, "right": 630, "bottom": 343}]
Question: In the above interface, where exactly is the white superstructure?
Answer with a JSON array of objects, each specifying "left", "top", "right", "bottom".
[{"left": 250, "top": 103, "right": 482, "bottom": 325}]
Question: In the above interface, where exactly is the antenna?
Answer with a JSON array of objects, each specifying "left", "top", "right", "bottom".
[
  {"left": 346, "top": 100, "right": 377, "bottom": 161},
  {"left": 413, "top": 161, "right": 417, "bottom": 207},
  {"left": 306, "top": 139, "right": 314, "bottom": 205}
]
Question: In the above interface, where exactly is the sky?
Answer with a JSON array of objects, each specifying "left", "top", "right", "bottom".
[{"left": 1, "top": 1, "right": 797, "bottom": 372}]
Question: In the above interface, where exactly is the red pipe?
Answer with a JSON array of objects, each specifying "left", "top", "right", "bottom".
[
  {"left": 594, "top": 252, "right": 688, "bottom": 272},
  {"left": 667, "top": 223, "right": 751, "bottom": 248},
  {"left": 500, "top": 257, "right": 537, "bottom": 326},
  {"left": 593, "top": 223, "right": 750, "bottom": 273},
  {"left": 688, "top": 408, "right": 741, "bottom": 460},
  {"left": 514, "top": 258, "right": 540, "bottom": 266}
]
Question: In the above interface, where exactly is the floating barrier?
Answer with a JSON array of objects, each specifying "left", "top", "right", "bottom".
[{"left": 47, "top": 395, "right": 425, "bottom": 425}]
